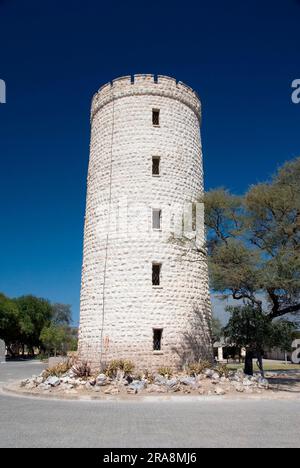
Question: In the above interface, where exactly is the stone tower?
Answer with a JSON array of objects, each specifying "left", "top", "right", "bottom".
[{"left": 78, "top": 74, "right": 212, "bottom": 371}]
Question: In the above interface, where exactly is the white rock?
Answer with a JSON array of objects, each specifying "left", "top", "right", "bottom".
[
  {"left": 212, "top": 372, "right": 220, "bottom": 381},
  {"left": 214, "top": 386, "right": 226, "bottom": 395},
  {"left": 46, "top": 376, "right": 60, "bottom": 387},
  {"left": 258, "top": 378, "right": 269, "bottom": 389},
  {"left": 96, "top": 374, "right": 107, "bottom": 386},
  {"left": 235, "top": 384, "right": 244, "bottom": 393}
]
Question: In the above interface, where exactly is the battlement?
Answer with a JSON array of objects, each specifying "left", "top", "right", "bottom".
[{"left": 91, "top": 74, "right": 201, "bottom": 122}]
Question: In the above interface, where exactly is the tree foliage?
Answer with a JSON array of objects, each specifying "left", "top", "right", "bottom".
[
  {"left": 205, "top": 157, "right": 300, "bottom": 320},
  {"left": 0, "top": 293, "right": 21, "bottom": 354},
  {"left": 224, "top": 305, "right": 295, "bottom": 353},
  {"left": 0, "top": 293, "right": 76, "bottom": 357},
  {"left": 40, "top": 324, "right": 68, "bottom": 356}
]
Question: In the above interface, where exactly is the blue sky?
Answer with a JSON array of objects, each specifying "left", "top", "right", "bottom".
[{"left": 0, "top": 0, "right": 299, "bottom": 324}]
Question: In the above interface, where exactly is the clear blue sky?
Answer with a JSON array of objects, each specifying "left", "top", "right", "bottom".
[{"left": 0, "top": 0, "right": 299, "bottom": 324}]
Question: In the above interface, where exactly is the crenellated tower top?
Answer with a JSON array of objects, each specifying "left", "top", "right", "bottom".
[{"left": 91, "top": 74, "right": 201, "bottom": 122}]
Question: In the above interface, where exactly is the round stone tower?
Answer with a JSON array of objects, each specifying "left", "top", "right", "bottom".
[{"left": 78, "top": 74, "right": 212, "bottom": 371}]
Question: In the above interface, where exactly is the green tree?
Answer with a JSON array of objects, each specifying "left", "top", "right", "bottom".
[
  {"left": 15, "top": 295, "right": 52, "bottom": 355},
  {"left": 0, "top": 293, "right": 21, "bottom": 356},
  {"left": 223, "top": 305, "right": 295, "bottom": 376},
  {"left": 40, "top": 324, "right": 68, "bottom": 356},
  {"left": 40, "top": 324, "right": 77, "bottom": 356},
  {"left": 50, "top": 303, "right": 72, "bottom": 326}
]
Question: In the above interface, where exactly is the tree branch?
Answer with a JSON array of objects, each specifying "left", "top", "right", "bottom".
[{"left": 268, "top": 302, "right": 300, "bottom": 320}]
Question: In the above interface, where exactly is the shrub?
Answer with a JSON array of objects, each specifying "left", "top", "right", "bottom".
[
  {"left": 72, "top": 361, "right": 91, "bottom": 379},
  {"left": 187, "top": 360, "right": 211, "bottom": 376},
  {"left": 105, "top": 359, "right": 135, "bottom": 378},
  {"left": 157, "top": 366, "right": 173, "bottom": 378},
  {"left": 133, "top": 372, "right": 143, "bottom": 381},
  {"left": 216, "top": 363, "right": 230, "bottom": 378},
  {"left": 43, "top": 360, "right": 72, "bottom": 378},
  {"left": 144, "top": 369, "right": 155, "bottom": 384}
]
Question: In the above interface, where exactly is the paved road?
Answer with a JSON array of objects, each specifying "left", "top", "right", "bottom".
[{"left": 0, "top": 361, "right": 299, "bottom": 448}]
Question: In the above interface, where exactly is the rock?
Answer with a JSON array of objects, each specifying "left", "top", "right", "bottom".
[
  {"left": 45, "top": 376, "right": 60, "bottom": 387},
  {"left": 242, "top": 378, "right": 253, "bottom": 387},
  {"left": 33, "top": 376, "right": 44, "bottom": 385},
  {"left": 154, "top": 374, "right": 167, "bottom": 385},
  {"left": 96, "top": 374, "right": 107, "bottom": 386},
  {"left": 204, "top": 369, "right": 214, "bottom": 378},
  {"left": 211, "top": 372, "right": 220, "bottom": 381},
  {"left": 234, "top": 384, "right": 244, "bottom": 393},
  {"left": 67, "top": 369, "right": 76, "bottom": 379},
  {"left": 196, "top": 374, "right": 205, "bottom": 382},
  {"left": 258, "top": 378, "right": 269, "bottom": 389},
  {"left": 93, "top": 386, "right": 101, "bottom": 392},
  {"left": 169, "top": 384, "right": 181, "bottom": 392},
  {"left": 25, "top": 381, "right": 36, "bottom": 390},
  {"left": 214, "top": 386, "right": 226, "bottom": 395},
  {"left": 85, "top": 382, "right": 92, "bottom": 390},
  {"left": 20, "top": 379, "right": 30, "bottom": 387},
  {"left": 180, "top": 376, "right": 196, "bottom": 386},
  {"left": 128, "top": 380, "right": 146, "bottom": 393},
  {"left": 166, "top": 378, "right": 178, "bottom": 389}
]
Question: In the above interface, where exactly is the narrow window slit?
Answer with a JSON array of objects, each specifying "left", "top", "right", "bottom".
[
  {"left": 153, "top": 329, "right": 163, "bottom": 351},
  {"left": 152, "top": 263, "right": 161, "bottom": 286},
  {"left": 152, "top": 109, "right": 160, "bottom": 126}
]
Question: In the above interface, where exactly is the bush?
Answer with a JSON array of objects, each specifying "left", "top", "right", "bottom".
[
  {"left": 157, "top": 366, "right": 173, "bottom": 378},
  {"left": 43, "top": 360, "right": 72, "bottom": 378},
  {"left": 216, "top": 363, "right": 230, "bottom": 378},
  {"left": 145, "top": 371, "right": 154, "bottom": 383},
  {"left": 72, "top": 361, "right": 91, "bottom": 379},
  {"left": 105, "top": 359, "right": 135, "bottom": 378},
  {"left": 187, "top": 360, "right": 211, "bottom": 376}
]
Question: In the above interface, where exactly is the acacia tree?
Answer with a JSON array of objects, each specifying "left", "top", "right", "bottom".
[
  {"left": 174, "top": 158, "right": 300, "bottom": 374},
  {"left": 204, "top": 158, "right": 300, "bottom": 374}
]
